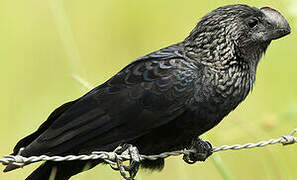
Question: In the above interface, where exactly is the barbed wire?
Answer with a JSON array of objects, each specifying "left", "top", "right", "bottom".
[{"left": 1, "top": 128, "right": 296, "bottom": 179}]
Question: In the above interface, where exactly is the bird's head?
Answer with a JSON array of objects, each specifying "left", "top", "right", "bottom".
[{"left": 185, "top": 4, "right": 290, "bottom": 69}]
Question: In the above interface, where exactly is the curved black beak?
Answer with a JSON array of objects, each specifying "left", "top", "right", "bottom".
[{"left": 260, "top": 7, "right": 291, "bottom": 40}]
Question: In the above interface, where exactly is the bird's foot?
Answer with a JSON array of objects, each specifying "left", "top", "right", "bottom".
[
  {"left": 113, "top": 144, "right": 141, "bottom": 180},
  {"left": 183, "top": 138, "right": 213, "bottom": 164}
]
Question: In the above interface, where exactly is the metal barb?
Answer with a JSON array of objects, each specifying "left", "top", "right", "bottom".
[{"left": 281, "top": 128, "right": 297, "bottom": 145}]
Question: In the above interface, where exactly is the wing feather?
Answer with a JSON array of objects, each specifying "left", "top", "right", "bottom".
[{"left": 14, "top": 45, "right": 200, "bottom": 159}]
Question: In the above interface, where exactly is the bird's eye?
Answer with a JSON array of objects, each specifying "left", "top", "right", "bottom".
[{"left": 248, "top": 18, "right": 258, "bottom": 28}]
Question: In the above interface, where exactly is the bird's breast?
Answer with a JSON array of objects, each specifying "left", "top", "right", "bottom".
[{"left": 194, "top": 65, "right": 253, "bottom": 120}]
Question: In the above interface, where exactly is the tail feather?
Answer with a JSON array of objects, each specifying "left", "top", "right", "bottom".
[
  {"left": 3, "top": 163, "right": 26, "bottom": 172},
  {"left": 25, "top": 160, "right": 102, "bottom": 180},
  {"left": 25, "top": 162, "right": 53, "bottom": 180}
]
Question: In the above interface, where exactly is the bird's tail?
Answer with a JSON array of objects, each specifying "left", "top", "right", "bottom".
[{"left": 25, "top": 160, "right": 102, "bottom": 180}]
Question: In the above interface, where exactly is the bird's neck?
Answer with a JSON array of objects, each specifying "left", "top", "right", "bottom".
[{"left": 181, "top": 38, "right": 257, "bottom": 101}]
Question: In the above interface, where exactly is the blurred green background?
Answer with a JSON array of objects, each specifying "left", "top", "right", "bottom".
[{"left": 0, "top": 0, "right": 296, "bottom": 179}]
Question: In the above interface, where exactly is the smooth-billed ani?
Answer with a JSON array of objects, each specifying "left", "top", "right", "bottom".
[{"left": 3, "top": 4, "right": 290, "bottom": 180}]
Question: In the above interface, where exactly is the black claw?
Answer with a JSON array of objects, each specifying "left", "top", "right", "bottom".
[{"left": 183, "top": 138, "right": 213, "bottom": 164}]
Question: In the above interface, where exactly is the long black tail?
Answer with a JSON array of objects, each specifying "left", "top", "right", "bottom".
[{"left": 25, "top": 160, "right": 102, "bottom": 180}]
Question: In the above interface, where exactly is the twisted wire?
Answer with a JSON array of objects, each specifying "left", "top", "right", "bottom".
[{"left": 1, "top": 129, "right": 296, "bottom": 165}]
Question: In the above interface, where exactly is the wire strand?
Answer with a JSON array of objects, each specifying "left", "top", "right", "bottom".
[
  {"left": 1, "top": 128, "right": 295, "bottom": 165},
  {"left": 1, "top": 128, "right": 296, "bottom": 180}
]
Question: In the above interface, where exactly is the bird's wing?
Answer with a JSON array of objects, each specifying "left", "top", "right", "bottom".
[
  {"left": 10, "top": 100, "right": 79, "bottom": 156},
  {"left": 14, "top": 45, "right": 201, "bottom": 158}
]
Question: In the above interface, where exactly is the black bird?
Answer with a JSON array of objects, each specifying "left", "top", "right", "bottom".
[{"left": 3, "top": 4, "right": 290, "bottom": 180}]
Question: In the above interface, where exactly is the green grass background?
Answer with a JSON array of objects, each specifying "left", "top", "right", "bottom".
[{"left": 0, "top": 0, "right": 296, "bottom": 179}]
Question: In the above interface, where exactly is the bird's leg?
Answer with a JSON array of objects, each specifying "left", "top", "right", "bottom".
[
  {"left": 183, "top": 138, "right": 213, "bottom": 164},
  {"left": 114, "top": 144, "right": 141, "bottom": 180}
]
